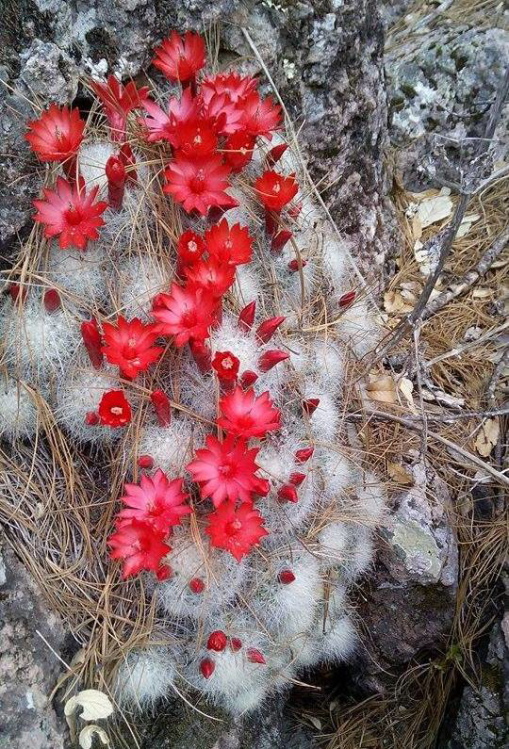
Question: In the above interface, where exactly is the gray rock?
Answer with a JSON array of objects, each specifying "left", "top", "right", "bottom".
[{"left": 0, "top": 544, "right": 66, "bottom": 749}]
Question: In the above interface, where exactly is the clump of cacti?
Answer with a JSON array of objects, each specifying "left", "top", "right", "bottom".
[{"left": 1, "top": 30, "right": 386, "bottom": 714}]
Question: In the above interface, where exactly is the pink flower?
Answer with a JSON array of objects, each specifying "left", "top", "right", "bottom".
[
  {"left": 26, "top": 104, "right": 85, "bottom": 163},
  {"left": 205, "top": 219, "right": 253, "bottom": 266},
  {"left": 152, "top": 282, "right": 216, "bottom": 346},
  {"left": 33, "top": 177, "right": 108, "bottom": 251},
  {"left": 184, "top": 257, "right": 235, "bottom": 298},
  {"left": 239, "top": 92, "right": 281, "bottom": 140},
  {"left": 108, "top": 519, "right": 171, "bottom": 579},
  {"left": 187, "top": 435, "right": 269, "bottom": 507},
  {"left": 140, "top": 89, "right": 199, "bottom": 144},
  {"left": 163, "top": 154, "right": 232, "bottom": 215},
  {"left": 217, "top": 387, "right": 281, "bottom": 439},
  {"left": 90, "top": 75, "right": 149, "bottom": 140},
  {"left": 117, "top": 469, "right": 191, "bottom": 532},
  {"left": 152, "top": 31, "right": 206, "bottom": 83},
  {"left": 98, "top": 390, "right": 132, "bottom": 427},
  {"left": 201, "top": 73, "right": 258, "bottom": 104},
  {"left": 101, "top": 316, "right": 164, "bottom": 379},
  {"left": 206, "top": 500, "right": 268, "bottom": 561}
]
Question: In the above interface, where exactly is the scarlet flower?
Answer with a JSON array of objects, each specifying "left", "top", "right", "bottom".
[
  {"left": 140, "top": 89, "right": 199, "bottom": 144},
  {"left": 224, "top": 130, "right": 256, "bottom": 172},
  {"left": 163, "top": 154, "right": 232, "bottom": 216},
  {"left": 206, "top": 500, "right": 268, "bottom": 561},
  {"left": 90, "top": 75, "right": 149, "bottom": 140},
  {"left": 117, "top": 469, "right": 191, "bottom": 533},
  {"left": 172, "top": 116, "right": 218, "bottom": 157},
  {"left": 187, "top": 435, "right": 269, "bottom": 507},
  {"left": 239, "top": 92, "right": 281, "bottom": 140},
  {"left": 217, "top": 387, "right": 281, "bottom": 440},
  {"left": 98, "top": 390, "right": 132, "bottom": 427},
  {"left": 101, "top": 315, "right": 164, "bottom": 379},
  {"left": 212, "top": 351, "right": 240, "bottom": 382},
  {"left": 108, "top": 519, "right": 171, "bottom": 579},
  {"left": 152, "top": 282, "right": 216, "bottom": 346},
  {"left": 254, "top": 170, "right": 299, "bottom": 212},
  {"left": 152, "top": 31, "right": 206, "bottom": 83},
  {"left": 201, "top": 73, "right": 258, "bottom": 104},
  {"left": 177, "top": 229, "right": 206, "bottom": 267},
  {"left": 33, "top": 177, "right": 108, "bottom": 251},
  {"left": 205, "top": 219, "right": 253, "bottom": 266},
  {"left": 25, "top": 104, "right": 85, "bottom": 163},
  {"left": 184, "top": 257, "right": 235, "bottom": 298},
  {"left": 201, "top": 92, "right": 244, "bottom": 135}
]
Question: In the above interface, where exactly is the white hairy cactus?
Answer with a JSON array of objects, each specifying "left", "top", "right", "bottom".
[{"left": 4, "top": 32, "right": 389, "bottom": 717}]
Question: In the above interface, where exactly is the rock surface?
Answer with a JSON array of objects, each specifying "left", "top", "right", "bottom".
[{"left": 0, "top": 543, "right": 66, "bottom": 749}]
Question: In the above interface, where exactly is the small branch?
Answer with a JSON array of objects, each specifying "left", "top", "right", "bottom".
[
  {"left": 422, "top": 225, "right": 509, "bottom": 320},
  {"left": 486, "top": 345, "right": 509, "bottom": 402},
  {"left": 474, "top": 164, "right": 509, "bottom": 196}
]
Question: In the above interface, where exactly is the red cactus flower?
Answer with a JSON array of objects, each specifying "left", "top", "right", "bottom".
[
  {"left": 90, "top": 75, "right": 149, "bottom": 141},
  {"left": 140, "top": 89, "right": 199, "bottom": 144},
  {"left": 105, "top": 155, "right": 126, "bottom": 211},
  {"left": 187, "top": 434, "right": 269, "bottom": 507},
  {"left": 254, "top": 170, "right": 299, "bottom": 212},
  {"left": 205, "top": 219, "right": 253, "bottom": 266},
  {"left": 201, "top": 73, "right": 258, "bottom": 104},
  {"left": 152, "top": 31, "right": 206, "bottom": 83},
  {"left": 81, "top": 318, "right": 103, "bottom": 369},
  {"left": 25, "top": 104, "right": 85, "bottom": 163},
  {"left": 201, "top": 92, "right": 244, "bottom": 135},
  {"left": 205, "top": 500, "right": 268, "bottom": 561},
  {"left": 207, "top": 630, "right": 228, "bottom": 651},
  {"left": 163, "top": 154, "right": 232, "bottom": 216},
  {"left": 212, "top": 351, "right": 240, "bottom": 382},
  {"left": 239, "top": 92, "right": 281, "bottom": 140},
  {"left": 218, "top": 387, "right": 281, "bottom": 440},
  {"left": 117, "top": 468, "right": 191, "bottom": 533},
  {"left": 177, "top": 229, "right": 206, "bottom": 267},
  {"left": 224, "top": 130, "right": 256, "bottom": 172},
  {"left": 98, "top": 390, "right": 132, "bottom": 427},
  {"left": 33, "top": 177, "right": 108, "bottom": 251},
  {"left": 101, "top": 316, "right": 164, "bottom": 379},
  {"left": 108, "top": 519, "right": 171, "bottom": 579},
  {"left": 184, "top": 257, "right": 235, "bottom": 298},
  {"left": 152, "top": 282, "right": 216, "bottom": 346},
  {"left": 172, "top": 116, "right": 218, "bottom": 157}
]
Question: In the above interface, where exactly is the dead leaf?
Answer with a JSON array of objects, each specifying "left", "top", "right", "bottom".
[
  {"left": 384, "top": 290, "right": 414, "bottom": 315},
  {"left": 308, "top": 716, "right": 322, "bottom": 731},
  {"left": 79, "top": 725, "right": 110, "bottom": 749},
  {"left": 387, "top": 462, "right": 414, "bottom": 486},
  {"left": 472, "top": 288, "right": 492, "bottom": 299},
  {"left": 457, "top": 213, "right": 480, "bottom": 238},
  {"left": 411, "top": 214, "right": 423, "bottom": 242},
  {"left": 417, "top": 194, "right": 453, "bottom": 228},
  {"left": 65, "top": 690, "right": 114, "bottom": 726},
  {"left": 366, "top": 375, "right": 397, "bottom": 404},
  {"left": 474, "top": 419, "right": 500, "bottom": 458},
  {"left": 398, "top": 377, "right": 417, "bottom": 413}
]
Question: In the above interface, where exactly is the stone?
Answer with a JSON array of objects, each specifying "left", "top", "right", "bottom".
[{"left": 0, "top": 544, "right": 67, "bottom": 749}]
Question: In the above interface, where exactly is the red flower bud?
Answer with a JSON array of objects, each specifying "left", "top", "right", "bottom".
[
  {"left": 106, "top": 155, "right": 126, "bottom": 210},
  {"left": 230, "top": 637, "right": 242, "bottom": 652},
  {"left": 189, "top": 339, "right": 212, "bottom": 374},
  {"left": 207, "top": 630, "right": 227, "bottom": 652},
  {"left": 339, "top": 290, "right": 356, "bottom": 308},
  {"left": 208, "top": 196, "right": 240, "bottom": 223},
  {"left": 84, "top": 411, "right": 99, "bottom": 426},
  {"left": 137, "top": 454, "right": 154, "bottom": 469},
  {"left": 295, "top": 446, "right": 314, "bottom": 464},
  {"left": 289, "top": 472, "right": 306, "bottom": 487},
  {"left": 246, "top": 648, "right": 266, "bottom": 665},
  {"left": 150, "top": 389, "right": 171, "bottom": 427},
  {"left": 9, "top": 283, "right": 27, "bottom": 305},
  {"left": 200, "top": 657, "right": 215, "bottom": 679},
  {"left": 258, "top": 349, "right": 289, "bottom": 373},
  {"left": 271, "top": 230, "right": 292, "bottom": 254},
  {"left": 238, "top": 300, "right": 256, "bottom": 331},
  {"left": 43, "top": 289, "right": 61, "bottom": 312},
  {"left": 278, "top": 484, "right": 298, "bottom": 503},
  {"left": 189, "top": 577, "right": 205, "bottom": 594},
  {"left": 81, "top": 319, "right": 103, "bottom": 369},
  {"left": 288, "top": 258, "right": 308, "bottom": 272},
  {"left": 256, "top": 316, "right": 286, "bottom": 344},
  {"left": 287, "top": 201, "right": 303, "bottom": 219},
  {"left": 266, "top": 143, "right": 288, "bottom": 166},
  {"left": 278, "top": 569, "right": 296, "bottom": 584},
  {"left": 119, "top": 143, "right": 137, "bottom": 183},
  {"left": 265, "top": 210, "right": 277, "bottom": 236},
  {"left": 156, "top": 565, "right": 172, "bottom": 581},
  {"left": 240, "top": 370, "right": 258, "bottom": 388},
  {"left": 303, "top": 398, "right": 320, "bottom": 416}
]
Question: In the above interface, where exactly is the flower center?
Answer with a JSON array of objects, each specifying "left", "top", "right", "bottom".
[
  {"left": 272, "top": 182, "right": 281, "bottom": 194},
  {"left": 181, "top": 310, "right": 197, "bottom": 327},
  {"left": 222, "top": 357, "right": 234, "bottom": 370},
  {"left": 225, "top": 519, "right": 242, "bottom": 536},
  {"left": 219, "top": 461, "right": 234, "bottom": 478},
  {"left": 190, "top": 169, "right": 205, "bottom": 194},
  {"left": 111, "top": 406, "right": 123, "bottom": 415},
  {"left": 188, "top": 240, "right": 198, "bottom": 253},
  {"left": 65, "top": 207, "right": 83, "bottom": 226}
]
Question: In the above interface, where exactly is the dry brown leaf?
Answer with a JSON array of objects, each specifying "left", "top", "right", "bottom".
[
  {"left": 398, "top": 377, "right": 417, "bottom": 413},
  {"left": 366, "top": 375, "right": 397, "bottom": 404},
  {"left": 412, "top": 215, "right": 423, "bottom": 242},
  {"left": 472, "top": 288, "right": 492, "bottom": 299},
  {"left": 387, "top": 462, "right": 414, "bottom": 486},
  {"left": 384, "top": 290, "right": 414, "bottom": 315},
  {"left": 417, "top": 194, "right": 453, "bottom": 228},
  {"left": 474, "top": 419, "right": 500, "bottom": 458}
]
